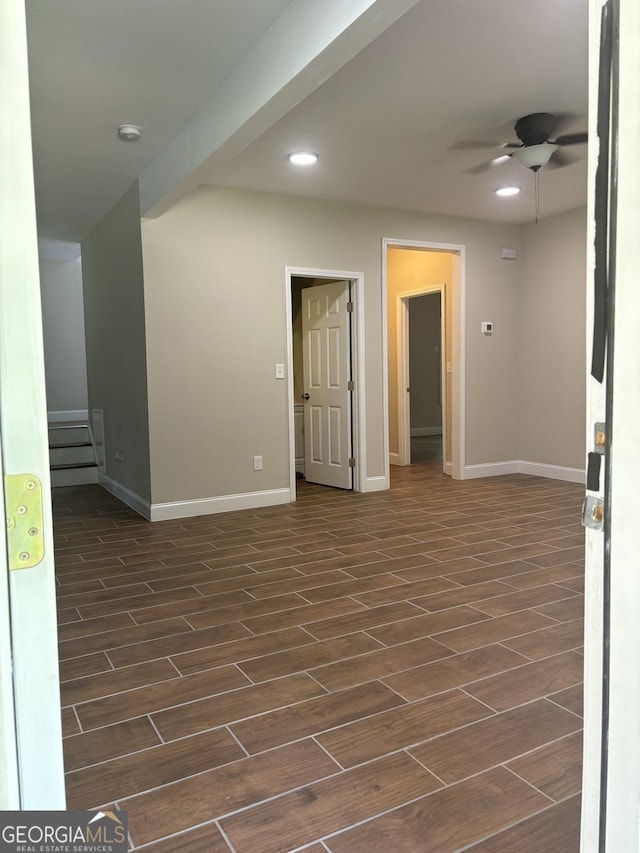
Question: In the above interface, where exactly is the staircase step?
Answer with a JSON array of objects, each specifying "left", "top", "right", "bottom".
[
  {"left": 50, "top": 444, "right": 95, "bottom": 466},
  {"left": 48, "top": 419, "right": 96, "bottom": 485},
  {"left": 50, "top": 461, "right": 97, "bottom": 471},
  {"left": 49, "top": 441, "right": 91, "bottom": 449},
  {"left": 49, "top": 428, "right": 90, "bottom": 446},
  {"left": 51, "top": 466, "right": 99, "bottom": 487},
  {"left": 50, "top": 441, "right": 92, "bottom": 449},
  {"left": 48, "top": 420, "right": 88, "bottom": 429},
  {"left": 49, "top": 421, "right": 90, "bottom": 447}
]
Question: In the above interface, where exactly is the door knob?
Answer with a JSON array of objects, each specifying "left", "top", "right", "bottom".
[{"left": 301, "top": 393, "right": 310, "bottom": 400}]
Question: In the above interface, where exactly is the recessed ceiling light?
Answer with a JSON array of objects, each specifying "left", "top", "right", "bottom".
[
  {"left": 495, "top": 186, "right": 520, "bottom": 197},
  {"left": 288, "top": 152, "right": 318, "bottom": 166},
  {"left": 118, "top": 124, "right": 142, "bottom": 142}
]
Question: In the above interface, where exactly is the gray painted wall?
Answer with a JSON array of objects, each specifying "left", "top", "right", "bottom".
[
  {"left": 39, "top": 256, "right": 88, "bottom": 415},
  {"left": 81, "top": 182, "right": 151, "bottom": 501},
  {"left": 141, "top": 186, "right": 527, "bottom": 503},
  {"left": 518, "top": 207, "right": 587, "bottom": 469},
  {"left": 80, "top": 183, "right": 586, "bottom": 511}
]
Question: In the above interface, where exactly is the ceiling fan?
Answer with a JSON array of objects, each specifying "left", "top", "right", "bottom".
[{"left": 459, "top": 112, "right": 588, "bottom": 174}]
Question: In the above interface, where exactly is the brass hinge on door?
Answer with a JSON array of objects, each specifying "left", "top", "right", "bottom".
[
  {"left": 4, "top": 474, "right": 45, "bottom": 570},
  {"left": 348, "top": 458, "right": 356, "bottom": 468}
]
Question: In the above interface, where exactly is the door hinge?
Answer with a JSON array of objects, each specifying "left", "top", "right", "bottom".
[
  {"left": 594, "top": 421, "right": 606, "bottom": 454},
  {"left": 4, "top": 474, "right": 45, "bottom": 570},
  {"left": 347, "top": 302, "right": 354, "bottom": 312},
  {"left": 348, "top": 458, "right": 356, "bottom": 468},
  {"left": 347, "top": 380, "right": 354, "bottom": 391}
]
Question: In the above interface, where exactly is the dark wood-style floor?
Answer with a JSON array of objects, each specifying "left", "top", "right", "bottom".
[{"left": 53, "top": 441, "right": 584, "bottom": 852}]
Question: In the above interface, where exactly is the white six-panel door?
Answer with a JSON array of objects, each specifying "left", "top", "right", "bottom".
[{"left": 302, "top": 281, "right": 353, "bottom": 489}]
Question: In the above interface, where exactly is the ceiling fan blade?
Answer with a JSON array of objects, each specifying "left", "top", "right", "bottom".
[
  {"left": 551, "top": 112, "right": 581, "bottom": 136},
  {"left": 546, "top": 148, "right": 580, "bottom": 170},
  {"left": 463, "top": 153, "right": 513, "bottom": 175},
  {"left": 463, "top": 161, "right": 493, "bottom": 175},
  {"left": 554, "top": 131, "right": 588, "bottom": 146}
]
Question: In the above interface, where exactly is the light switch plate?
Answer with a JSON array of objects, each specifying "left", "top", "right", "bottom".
[{"left": 275, "top": 363, "right": 285, "bottom": 379}]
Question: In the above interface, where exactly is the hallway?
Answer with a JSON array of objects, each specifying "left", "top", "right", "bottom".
[
  {"left": 410, "top": 434, "right": 443, "bottom": 466},
  {"left": 54, "top": 463, "right": 584, "bottom": 851}
]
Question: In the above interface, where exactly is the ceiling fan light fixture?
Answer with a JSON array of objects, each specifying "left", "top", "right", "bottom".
[
  {"left": 288, "top": 151, "right": 318, "bottom": 166},
  {"left": 512, "top": 142, "right": 557, "bottom": 171},
  {"left": 495, "top": 186, "right": 520, "bottom": 197}
]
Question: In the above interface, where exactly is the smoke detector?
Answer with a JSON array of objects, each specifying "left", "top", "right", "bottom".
[{"left": 117, "top": 124, "right": 142, "bottom": 142}]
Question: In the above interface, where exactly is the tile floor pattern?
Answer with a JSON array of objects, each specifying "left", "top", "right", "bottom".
[{"left": 53, "top": 459, "right": 584, "bottom": 852}]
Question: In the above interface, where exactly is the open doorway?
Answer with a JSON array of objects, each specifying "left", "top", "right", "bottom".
[
  {"left": 383, "top": 239, "right": 465, "bottom": 480},
  {"left": 404, "top": 290, "right": 445, "bottom": 470},
  {"left": 285, "top": 267, "right": 366, "bottom": 500}
]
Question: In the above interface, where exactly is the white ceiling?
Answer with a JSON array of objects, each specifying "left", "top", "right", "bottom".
[
  {"left": 26, "top": 0, "right": 293, "bottom": 242},
  {"left": 26, "top": 0, "right": 588, "bottom": 244}
]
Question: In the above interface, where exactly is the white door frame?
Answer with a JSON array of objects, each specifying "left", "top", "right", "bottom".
[
  {"left": 0, "top": 0, "right": 65, "bottom": 807},
  {"left": 397, "top": 285, "right": 447, "bottom": 471},
  {"left": 382, "top": 239, "right": 466, "bottom": 480},
  {"left": 284, "top": 267, "right": 367, "bottom": 498}
]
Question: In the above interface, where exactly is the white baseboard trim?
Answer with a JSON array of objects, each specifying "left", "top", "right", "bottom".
[
  {"left": 364, "top": 475, "right": 389, "bottom": 492},
  {"left": 410, "top": 427, "right": 443, "bottom": 437},
  {"left": 98, "top": 473, "right": 151, "bottom": 520},
  {"left": 47, "top": 409, "right": 89, "bottom": 424},
  {"left": 464, "top": 461, "right": 520, "bottom": 479},
  {"left": 389, "top": 452, "right": 401, "bottom": 466},
  {"left": 463, "top": 460, "right": 585, "bottom": 483},
  {"left": 518, "top": 461, "right": 585, "bottom": 483},
  {"left": 150, "top": 487, "right": 291, "bottom": 522},
  {"left": 444, "top": 461, "right": 452, "bottom": 476}
]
